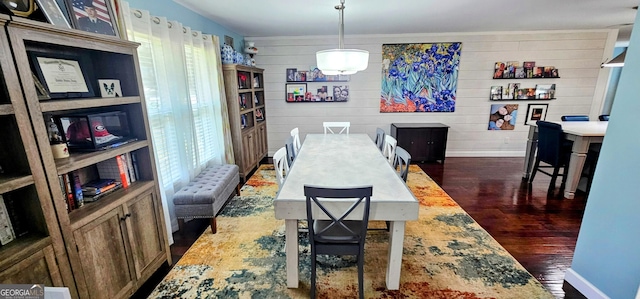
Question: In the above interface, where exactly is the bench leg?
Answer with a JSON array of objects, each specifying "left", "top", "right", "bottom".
[
  {"left": 177, "top": 219, "right": 185, "bottom": 233},
  {"left": 210, "top": 217, "right": 217, "bottom": 234},
  {"left": 236, "top": 184, "right": 241, "bottom": 196}
]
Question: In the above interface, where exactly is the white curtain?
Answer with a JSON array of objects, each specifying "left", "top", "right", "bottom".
[{"left": 120, "top": 2, "right": 234, "bottom": 243}]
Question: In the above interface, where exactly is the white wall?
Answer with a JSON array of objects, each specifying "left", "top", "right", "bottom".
[{"left": 247, "top": 29, "right": 617, "bottom": 157}]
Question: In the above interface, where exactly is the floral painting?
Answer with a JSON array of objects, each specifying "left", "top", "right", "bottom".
[{"left": 381, "top": 43, "right": 461, "bottom": 112}]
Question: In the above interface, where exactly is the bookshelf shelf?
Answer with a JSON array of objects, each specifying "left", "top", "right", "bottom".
[
  {"left": 39, "top": 96, "right": 141, "bottom": 112},
  {"left": 0, "top": 174, "right": 34, "bottom": 194},
  {"left": 54, "top": 140, "right": 148, "bottom": 174},
  {"left": 0, "top": 104, "right": 13, "bottom": 115}
]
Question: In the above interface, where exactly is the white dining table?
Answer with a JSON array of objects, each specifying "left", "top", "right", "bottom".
[
  {"left": 273, "top": 134, "right": 419, "bottom": 290},
  {"left": 523, "top": 121, "right": 608, "bottom": 199}
]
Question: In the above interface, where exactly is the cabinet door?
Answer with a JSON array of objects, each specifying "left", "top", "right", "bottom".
[
  {"left": 73, "top": 208, "right": 134, "bottom": 299},
  {"left": 0, "top": 245, "right": 63, "bottom": 286},
  {"left": 241, "top": 130, "right": 257, "bottom": 174},
  {"left": 397, "top": 128, "right": 429, "bottom": 162},
  {"left": 256, "top": 124, "right": 267, "bottom": 161},
  {"left": 124, "top": 190, "right": 165, "bottom": 282},
  {"left": 427, "top": 128, "right": 448, "bottom": 162}
]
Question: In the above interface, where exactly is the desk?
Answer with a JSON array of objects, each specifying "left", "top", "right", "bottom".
[
  {"left": 523, "top": 121, "right": 607, "bottom": 199},
  {"left": 274, "top": 134, "right": 419, "bottom": 290}
]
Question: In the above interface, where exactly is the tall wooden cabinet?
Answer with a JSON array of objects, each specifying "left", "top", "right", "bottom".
[
  {"left": 0, "top": 14, "right": 72, "bottom": 291},
  {"left": 391, "top": 123, "right": 449, "bottom": 164},
  {"left": 222, "top": 65, "right": 267, "bottom": 180},
  {"left": 0, "top": 18, "right": 171, "bottom": 299}
]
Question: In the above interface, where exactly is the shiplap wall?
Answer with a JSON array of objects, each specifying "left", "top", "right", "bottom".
[{"left": 246, "top": 29, "right": 617, "bottom": 157}]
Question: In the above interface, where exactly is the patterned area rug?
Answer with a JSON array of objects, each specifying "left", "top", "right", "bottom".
[{"left": 149, "top": 165, "right": 553, "bottom": 298}]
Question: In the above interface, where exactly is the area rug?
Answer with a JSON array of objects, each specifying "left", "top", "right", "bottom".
[{"left": 149, "top": 165, "right": 553, "bottom": 299}]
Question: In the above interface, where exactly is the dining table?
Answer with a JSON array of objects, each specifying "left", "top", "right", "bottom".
[
  {"left": 523, "top": 121, "right": 608, "bottom": 199},
  {"left": 273, "top": 133, "right": 419, "bottom": 290}
]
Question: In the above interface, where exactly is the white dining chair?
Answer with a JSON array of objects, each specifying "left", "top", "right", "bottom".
[
  {"left": 290, "top": 127, "right": 301, "bottom": 155},
  {"left": 383, "top": 135, "right": 397, "bottom": 165},
  {"left": 323, "top": 121, "right": 350, "bottom": 134},
  {"left": 273, "top": 147, "right": 289, "bottom": 188}
]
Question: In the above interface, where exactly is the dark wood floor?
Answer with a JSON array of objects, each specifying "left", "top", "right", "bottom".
[{"left": 133, "top": 157, "right": 587, "bottom": 299}]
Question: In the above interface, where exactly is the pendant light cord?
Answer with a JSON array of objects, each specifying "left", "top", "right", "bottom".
[{"left": 337, "top": 0, "right": 345, "bottom": 49}]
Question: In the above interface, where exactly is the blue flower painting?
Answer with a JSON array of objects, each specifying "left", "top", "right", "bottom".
[{"left": 381, "top": 43, "right": 461, "bottom": 112}]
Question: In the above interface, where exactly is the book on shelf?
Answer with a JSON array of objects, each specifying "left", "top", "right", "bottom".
[
  {"left": 3, "top": 194, "right": 28, "bottom": 238},
  {"left": 82, "top": 179, "right": 116, "bottom": 196},
  {"left": 97, "top": 155, "right": 130, "bottom": 188},
  {"left": 83, "top": 182, "right": 123, "bottom": 203},
  {"left": 58, "top": 175, "right": 69, "bottom": 212},
  {"left": 62, "top": 173, "right": 75, "bottom": 211},
  {"left": 123, "top": 152, "right": 136, "bottom": 183},
  {"left": 130, "top": 152, "right": 140, "bottom": 180},
  {"left": 0, "top": 195, "right": 16, "bottom": 246},
  {"left": 72, "top": 171, "right": 84, "bottom": 208}
]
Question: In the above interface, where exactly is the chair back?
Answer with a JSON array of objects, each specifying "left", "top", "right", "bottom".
[
  {"left": 561, "top": 115, "right": 589, "bottom": 121},
  {"left": 290, "top": 127, "right": 302, "bottom": 155},
  {"left": 536, "top": 121, "right": 569, "bottom": 166},
  {"left": 383, "top": 135, "right": 397, "bottom": 164},
  {"left": 285, "top": 136, "right": 296, "bottom": 167},
  {"left": 323, "top": 121, "right": 350, "bottom": 134},
  {"left": 374, "top": 128, "right": 385, "bottom": 151},
  {"left": 599, "top": 115, "right": 610, "bottom": 121},
  {"left": 304, "top": 185, "right": 372, "bottom": 246},
  {"left": 394, "top": 146, "right": 411, "bottom": 182},
  {"left": 273, "top": 147, "right": 288, "bottom": 188}
]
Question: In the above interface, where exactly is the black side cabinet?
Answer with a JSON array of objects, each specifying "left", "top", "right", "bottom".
[{"left": 390, "top": 123, "right": 449, "bottom": 163}]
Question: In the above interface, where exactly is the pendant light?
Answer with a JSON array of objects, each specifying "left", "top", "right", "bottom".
[{"left": 316, "top": 0, "right": 369, "bottom": 75}]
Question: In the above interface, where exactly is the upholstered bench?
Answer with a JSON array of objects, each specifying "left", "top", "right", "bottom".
[{"left": 173, "top": 164, "right": 240, "bottom": 234}]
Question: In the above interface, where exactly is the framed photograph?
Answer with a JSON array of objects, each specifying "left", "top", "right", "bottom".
[
  {"left": 286, "top": 68, "right": 297, "bottom": 82},
  {"left": 97, "top": 79, "right": 121, "bottom": 97},
  {"left": 32, "top": 72, "right": 51, "bottom": 100},
  {"left": 525, "top": 104, "right": 549, "bottom": 125},
  {"left": 29, "top": 51, "right": 94, "bottom": 98},
  {"left": 285, "top": 83, "right": 306, "bottom": 102},
  {"left": 36, "top": 0, "right": 71, "bottom": 28},
  {"left": 535, "top": 84, "right": 556, "bottom": 99},
  {"left": 255, "top": 108, "right": 265, "bottom": 121},
  {"left": 66, "top": 0, "right": 119, "bottom": 37},
  {"left": 490, "top": 85, "right": 502, "bottom": 100},
  {"left": 523, "top": 61, "right": 536, "bottom": 69},
  {"left": 332, "top": 85, "right": 349, "bottom": 102}
]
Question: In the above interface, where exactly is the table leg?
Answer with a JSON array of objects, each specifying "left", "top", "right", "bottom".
[
  {"left": 285, "top": 219, "right": 299, "bottom": 288},
  {"left": 523, "top": 125, "right": 538, "bottom": 179},
  {"left": 564, "top": 137, "right": 590, "bottom": 199},
  {"left": 386, "top": 221, "right": 405, "bottom": 290}
]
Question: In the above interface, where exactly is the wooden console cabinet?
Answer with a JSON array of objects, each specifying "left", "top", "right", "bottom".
[{"left": 391, "top": 123, "right": 449, "bottom": 163}]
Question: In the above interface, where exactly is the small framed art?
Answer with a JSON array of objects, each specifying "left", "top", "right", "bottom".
[
  {"left": 36, "top": 0, "right": 71, "bottom": 28},
  {"left": 66, "top": 0, "right": 119, "bottom": 37},
  {"left": 286, "top": 83, "right": 306, "bottom": 102},
  {"left": 524, "top": 104, "right": 548, "bottom": 125},
  {"left": 98, "top": 79, "right": 122, "bottom": 97}
]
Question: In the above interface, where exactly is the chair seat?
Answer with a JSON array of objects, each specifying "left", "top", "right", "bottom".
[{"left": 314, "top": 220, "right": 363, "bottom": 243}]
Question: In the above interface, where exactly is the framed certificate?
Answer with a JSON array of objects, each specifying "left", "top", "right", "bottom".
[{"left": 29, "top": 51, "right": 95, "bottom": 98}]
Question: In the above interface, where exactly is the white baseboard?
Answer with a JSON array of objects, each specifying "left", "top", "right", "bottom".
[
  {"left": 565, "top": 268, "right": 610, "bottom": 299},
  {"left": 446, "top": 151, "right": 525, "bottom": 157}
]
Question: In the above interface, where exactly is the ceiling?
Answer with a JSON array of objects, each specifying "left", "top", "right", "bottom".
[{"left": 175, "top": 0, "right": 637, "bottom": 43}]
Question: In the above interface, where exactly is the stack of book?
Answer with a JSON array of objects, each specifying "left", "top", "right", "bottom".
[{"left": 82, "top": 179, "right": 122, "bottom": 203}]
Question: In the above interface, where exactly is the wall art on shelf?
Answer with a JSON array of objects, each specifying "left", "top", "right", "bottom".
[
  {"left": 98, "top": 79, "right": 122, "bottom": 97},
  {"left": 380, "top": 42, "right": 461, "bottom": 112},
  {"left": 535, "top": 84, "right": 556, "bottom": 99},
  {"left": 285, "top": 67, "right": 350, "bottom": 82},
  {"left": 490, "top": 86, "right": 502, "bottom": 100},
  {"left": 493, "top": 61, "right": 559, "bottom": 79},
  {"left": 285, "top": 83, "right": 306, "bottom": 102},
  {"left": 524, "top": 104, "right": 548, "bottom": 125},
  {"left": 66, "top": 0, "right": 119, "bottom": 37},
  {"left": 36, "top": 0, "right": 72, "bottom": 28},
  {"left": 331, "top": 85, "right": 349, "bottom": 102},
  {"left": 488, "top": 104, "right": 518, "bottom": 130},
  {"left": 29, "top": 51, "right": 94, "bottom": 98}
]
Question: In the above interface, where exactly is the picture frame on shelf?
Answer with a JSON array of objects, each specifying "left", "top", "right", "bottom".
[
  {"left": 286, "top": 68, "right": 297, "bottom": 82},
  {"left": 32, "top": 72, "right": 51, "bottom": 100},
  {"left": 490, "top": 85, "right": 502, "bottom": 100},
  {"left": 285, "top": 83, "right": 306, "bottom": 102},
  {"left": 255, "top": 108, "right": 265, "bottom": 121},
  {"left": 36, "top": 0, "right": 72, "bottom": 28},
  {"left": 525, "top": 104, "right": 549, "bottom": 125},
  {"left": 332, "top": 85, "right": 349, "bottom": 102},
  {"left": 97, "top": 79, "right": 122, "bottom": 97},
  {"left": 238, "top": 72, "right": 249, "bottom": 88},
  {"left": 535, "top": 84, "right": 556, "bottom": 99},
  {"left": 28, "top": 51, "right": 95, "bottom": 99},
  {"left": 65, "top": 0, "right": 119, "bottom": 37}
]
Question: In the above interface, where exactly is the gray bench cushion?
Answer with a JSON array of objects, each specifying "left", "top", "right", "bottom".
[{"left": 173, "top": 164, "right": 239, "bottom": 219}]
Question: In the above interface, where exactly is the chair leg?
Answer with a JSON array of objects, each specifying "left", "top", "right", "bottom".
[
  {"left": 210, "top": 217, "right": 217, "bottom": 234},
  {"left": 357, "top": 253, "right": 364, "bottom": 299},
  {"left": 549, "top": 167, "right": 560, "bottom": 194},
  {"left": 177, "top": 218, "right": 185, "bottom": 234},
  {"left": 310, "top": 252, "right": 317, "bottom": 299},
  {"left": 529, "top": 159, "right": 540, "bottom": 183}
]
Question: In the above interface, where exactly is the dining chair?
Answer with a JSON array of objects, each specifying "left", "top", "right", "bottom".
[
  {"left": 323, "top": 121, "right": 350, "bottom": 134},
  {"left": 374, "top": 127, "right": 385, "bottom": 152},
  {"left": 290, "top": 127, "right": 302, "bottom": 155},
  {"left": 273, "top": 147, "right": 288, "bottom": 188},
  {"left": 561, "top": 115, "right": 589, "bottom": 121},
  {"left": 530, "top": 121, "right": 573, "bottom": 194},
  {"left": 383, "top": 135, "right": 397, "bottom": 165},
  {"left": 394, "top": 146, "right": 411, "bottom": 182},
  {"left": 285, "top": 136, "right": 296, "bottom": 167},
  {"left": 304, "top": 185, "right": 372, "bottom": 299},
  {"left": 598, "top": 114, "right": 610, "bottom": 121}
]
